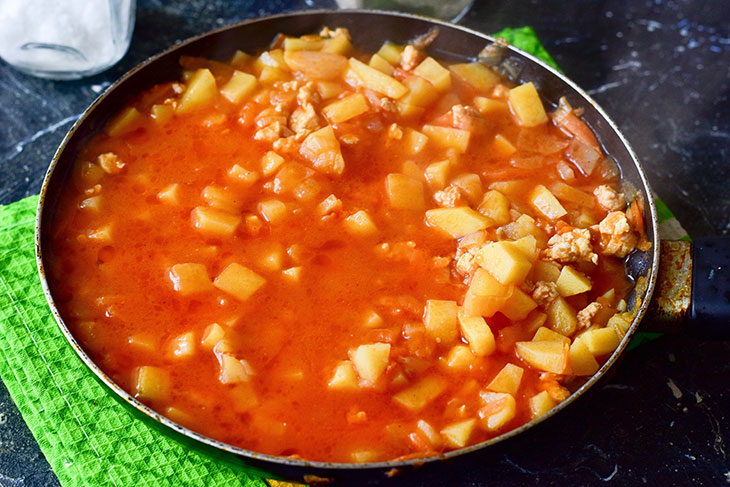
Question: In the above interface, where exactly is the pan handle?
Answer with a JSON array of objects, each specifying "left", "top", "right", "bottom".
[{"left": 645, "top": 237, "right": 730, "bottom": 338}]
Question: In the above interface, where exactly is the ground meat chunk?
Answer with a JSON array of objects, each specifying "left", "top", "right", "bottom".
[
  {"left": 400, "top": 45, "right": 423, "bottom": 71},
  {"left": 97, "top": 152, "right": 125, "bottom": 174},
  {"left": 296, "top": 82, "right": 321, "bottom": 107},
  {"left": 594, "top": 185, "right": 626, "bottom": 211},
  {"left": 451, "top": 104, "right": 484, "bottom": 132},
  {"left": 597, "top": 211, "right": 638, "bottom": 258},
  {"left": 577, "top": 302, "right": 603, "bottom": 329},
  {"left": 254, "top": 121, "right": 293, "bottom": 142},
  {"left": 532, "top": 281, "right": 559, "bottom": 307},
  {"left": 289, "top": 103, "right": 320, "bottom": 134},
  {"left": 543, "top": 227, "right": 598, "bottom": 265},
  {"left": 433, "top": 186, "right": 464, "bottom": 208},
  {"left": 320, "top": 26, "right": 350, "bottom": 40}
]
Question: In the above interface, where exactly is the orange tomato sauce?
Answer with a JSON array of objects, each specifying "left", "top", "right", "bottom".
[{"left": 46, "top": 30, "right": 638, "bottom": 463}]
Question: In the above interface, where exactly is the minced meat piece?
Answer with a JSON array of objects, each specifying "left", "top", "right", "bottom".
[
  {"left": 594, "top": 185, "right": 626, "bottom": 211},
  {"left": 577, "top": 302, "right": 603, "bottom": 329},
  {"left": 532, "top": 281, "right": 559, "bottom": 307},
  {"left": 543, "top": 227, "right": 598, "bottom": 265},
  {"left": 597, "top": 211, "right": 637, "bottom": 258}
]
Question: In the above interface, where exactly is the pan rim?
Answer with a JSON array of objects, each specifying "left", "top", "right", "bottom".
[{"left": 34, "top": 8, "right": 661, "bottom": 474}]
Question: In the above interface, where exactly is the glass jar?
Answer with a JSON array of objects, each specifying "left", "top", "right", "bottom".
[{"left": 0, "top": 0, "right": 136, "bottom": 79}]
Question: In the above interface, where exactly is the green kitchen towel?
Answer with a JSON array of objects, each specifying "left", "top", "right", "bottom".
[{"left": 0, "top": 28, "right": 689, "bottom": 487}]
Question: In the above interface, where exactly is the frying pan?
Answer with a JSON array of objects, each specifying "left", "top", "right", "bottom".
[{"left": 34, "top": 9, "right": 730, "bottom": 485}]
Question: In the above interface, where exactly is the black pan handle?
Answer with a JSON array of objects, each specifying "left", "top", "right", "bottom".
[
  {"left": 646, "top": 237, "right": 730, "bottom": 338},
  {"left": 690, "top": 237, "right": 730, "bottom": 338}
]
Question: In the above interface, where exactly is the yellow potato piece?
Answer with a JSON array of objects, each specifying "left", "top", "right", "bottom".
[
  {"left": 350, "top": 343, "right": 390, "bottom": 385},
  {"left": 508, "top": 82, "right": 548, "bottom": 127},
  {"left": 515, "top": 341, "right": 568, "bottom": 374},
  {"left": 426, "top": 207, "right": 492, "bottom": 238},
  {"left": 385, "top": 173, "right": 425, "bottom": 210},
  {"left": 392, "top": 376, "right": 446, "bottom": 411},
  {"left": 486, "top": 363, "right": 524, "bottom": 396},
  {"left": 177, "top": 68, "right": 217, "bottom": 114},
  {"left": 213, "top": 263, "right": 266, "bottom": 301}
]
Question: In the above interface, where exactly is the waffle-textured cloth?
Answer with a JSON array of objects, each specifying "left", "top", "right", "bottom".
[{"left": 0, "top": 27, "right": 688, "bottom": 487}]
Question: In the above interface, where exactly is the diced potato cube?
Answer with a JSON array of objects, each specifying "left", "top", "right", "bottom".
[
  {"left": 328, "top": 360, "right": 359, "bottom": 390},
  {"left": 350, "top": 450, "right": 379, "bottom": 463},
  {"left": 556, "top": 265, "right": 592, "bottom": 297},
  {"left": 220, "top": 70, "right": 257, "bottom": 104},
  {"left": 177, "top": 68, "right": 217, "bottom": 114},
  {"left": 474, "top": 97, "right": 509, "bottom": 116},
  {"left": 213, "top": 263, "right": 266, "bottom": 301},
  {"left": 503, "top": 235, "right": 539, "bottom": 262},
  {"left": 106, "top": 107, "right": 144, "bottom": 136},
  {"left": 486, "top": 363, "right": 524, "bottom": 396},
  {"left": 300, "top": 126, "right": 345, "bottom": 176},
  {"left": 293, "top": 178, "right": 322, "bottom": 202},
  {"left": 523, "top": 310, "right": 548, "bottom": 335},
  {"left": 150, "top": 104, "right": 174, "bottom": 125},
  {"left": 515, "top": 341, "right": 568, "bottom": 374},
  {"left": 508, "top": 82, "right": 548, "bottom": 127},
  {"left": 191, "top": 206, "right": 241, "bottom": 237},
  {"left": 424, "top": 299, "right": 458, "bottom": 345},
  {"left": 478, "top": 391, "right": 516, "bottom": 431},
  {"left": 413, "top": 57, "right": 451, "bottom": 91},
  {"left": 229, "top": 49, "right": 252, "bottom": 67},
  {"left": 167, "top": 331, "right": 196, "bottom": 359},
  {"left": 322, "top": 35, "right": 352, "bottom": 55},
  {"left": 79, "top": 195, "right": 102, "bottom": 211},
  {"left": 273, "top": 162, "right": 312, "bottom": 194},
  {"left": 258, "top": 244, "right": 284, "bottom": 272},
  {"left": 258, "top": 199, "right": 287, "bottom": 225},
  {"left": 283, "top": 37, "right": 323, "bottom": 51},
  {"left": 546, "top": 296, "right": 579, "bottom": 336},
  {"left": 385, "top": 173, "right": 425, "bottom": 210},
  {"left": 323, "top": 93, "right": 370, "bottom": 123},
  {"left": 349, "top": 57, "right": 408, "bottom": 99},
  {"left": 426, "top": 207, "right": 492, "bottom": 238},
  {"left": 230, "top": 382, "right": 259, "bottom": 413},
  {"left": 255, "top": 49, "right": 286, "bottom": 69},
  {"left": 218, "top": 354, "right": 254, "bottom": 384},
  {"left": 477, "top": 190, "right": 511, "bottom": 226},
  {"left": 128, "top": 333, "right": 156, "bottom": 352},
  {"left": 529, "top": 391, "right": 556, "bottom": 419},
  {"left": 440, "top": 418, "right": 476, "bottom": 448},
  {"left": 458, "top": 313, "right": 495, "bottom": 356},
  {"left": 227, "top": 165, "right": 259, "bottom": 185},
  {"left": 449, "top": 63, "right": 501, "bottom": 91},
  {"left": 422, "top": 125, "right": 470, "bottom": 153},
  {"left": 317, "top": 194, "right": 343, "bottom": 216},
  {"left": 259, "top": 66, "right": 289, "bottom": 83},
  {"left": 529, "top": 184, "right": 567, "bottom": 220},
  {"left": 398, "top": 76, "right": 440, "bottom": 117},
  {"left": 376, "top": 42, "right": 404, "bottom": 65},
  {"left": 369, "top": 53, "right": 395, "bottom": 74},
  {"left": 284, "top": 50, "right": 348, "bottom": 80},
  {"left": 550, "top": 181, "right": 595, "bottom": 207},
  {"left": 281, "top": 266, "right": 303, "bottom": 282},
  {"left": 461, "top": 288, "right": 510, "bottom": 318},
  {"left": 469, "top": 268, "right": 510, "bottom": 297},
  {"left": 450, "top": 173, "right": 483, "bottom": 205},
  {"left": 476, "top": 241, "right": 532, "bottom": 285},
  {"left": 343, "top": 210, "right": 378, "bottom": 237},
  {"left": 533, "top": 326, "right": 571, "bottom": 345},
  {"left": 569, "top": 338, "right": 600, "bottom": 375},
  {"left": 444, "top": 344, "right": 478, "bottom": 371},
  {"left": 392, "top": 376, "right": 446, "bottom": 411},
  {"left": 202, "top": 185, "right": 242, "bottom": 213},
  {"left": 169, "top": 263, "right": 212, "bottom": 296},
  {"left": 405, "top": 128, "right": 428, "bottom": 154},
  {"left": 425, "top": 160, "right": 451, "bottom": 190},
  {"left": 401, "top": 160, "right": 424, "bottom": 181},
  {"left": 261, "top": 151, "right": 285, "bottom": 177},
  {"left": 607, "top": 313, "right": 632, "bottom": 338},
  {"left": 316, "top": 81, "right": 344, "bottom": 99},
  {"left": 499, "top": 287, "right": 538, "bottom": 321},
  {"left": 201, "top": 323, "right": 225, "bottom": 350},
  {"left": 134, "top": 366, "right": 170, "bottom": 401},
  {"left": 350, "top": 343, "right": 391, "bottom": 385},
  {"left": 582, "top": 327, "right": 621, "bottom": 356},
  {"left": 532, "top": 260, "right": 561, "bottom": 282},
  {"left": 157, "top": 183, "right": 180, "bottom": 205},
  {"left": 363, "top": 310, "right": 384, "bottom": 329},
  {"left": 492, "top": 134, "right": 516, "bottom": 157}
]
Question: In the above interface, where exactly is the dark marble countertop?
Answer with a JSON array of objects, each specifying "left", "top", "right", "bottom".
[{"left": 1, "top": 1, "right": 729, "bottom": 486}]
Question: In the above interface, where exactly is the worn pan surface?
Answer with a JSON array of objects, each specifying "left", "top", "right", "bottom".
[{"left": 35, "top": 9, "right": 659, "bottom": 484}]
